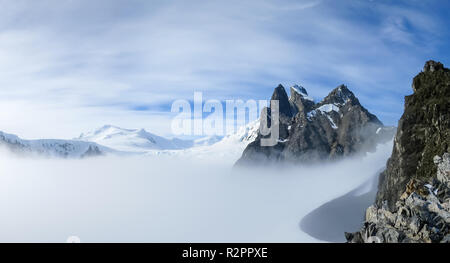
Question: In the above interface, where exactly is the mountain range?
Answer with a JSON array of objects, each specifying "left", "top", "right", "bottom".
[
  {"left": 0, "top": 121, "right": 259, "bottom": 163},
  {"left": 0, "top": 130, "right": 111, "bottom": 158},
  {"left": 76, "top": 125, "right": 222, "bottom": 152}
]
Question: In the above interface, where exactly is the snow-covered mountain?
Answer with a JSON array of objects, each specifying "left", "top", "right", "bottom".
[
  {"left": 236, "top": 84, "right": 397, "bottom": 166},
  {"left": 76, "top": 125, "right": 196, "bottom": 152},
  {"left": 146, "top": 120, "right": 260, "bottom": 165},
  {"left": 0, "top": 120, "right": 260, "bottom": 161},
  {"left": 0, "top": 131, "right": 112, "bottom": 158}
]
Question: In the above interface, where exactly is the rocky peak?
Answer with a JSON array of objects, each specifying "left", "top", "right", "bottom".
[
  {"left": 235, "top": 82, "right": 391, "bottom": 166},
  {"left": 319, "top": 84, "right": 358, "bottom": 107},
  {"left": 271, "top": 84, "right": 293, "bottom": 117},
  {"left": 423, "top": 60, "right": 446, "bottom": 73}
]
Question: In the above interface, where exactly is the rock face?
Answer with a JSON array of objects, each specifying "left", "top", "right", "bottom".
[
  {"left": 347, "top": 60, "right": 450, "bottom": 243},
  {"left": 376, "top": 60, "right": 450, "bottom": 211},
  {"left": 346, "top": 153, "right": 450, "bottom": 243},
  {"left": 235, "top": 84, "right": 395, "bottom": 165}
]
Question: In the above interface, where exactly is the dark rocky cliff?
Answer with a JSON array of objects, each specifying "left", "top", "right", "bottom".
[
  {"left": 376, "top": 60, "right": 450, "bottom": 211},
  {"left": 347, "top": 61, "right": 450, "bottom": 243}
]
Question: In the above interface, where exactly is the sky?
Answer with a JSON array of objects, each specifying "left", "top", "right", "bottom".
[{"left": 0, "top": 0, "right": 448, "bottom": 139}]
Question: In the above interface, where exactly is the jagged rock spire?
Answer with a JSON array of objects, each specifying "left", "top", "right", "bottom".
[
  {"left": 270, "top": 84, "right": 293, "bottom": 117},
  {"left": 423, "top": 60, "right": 445, "bottom": 73}
]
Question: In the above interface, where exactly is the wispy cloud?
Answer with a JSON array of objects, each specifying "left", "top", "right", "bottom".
[{"left": 0, "top": 0, "right": 447, "bottom": 138}]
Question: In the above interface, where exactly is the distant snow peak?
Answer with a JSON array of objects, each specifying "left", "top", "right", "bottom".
[
  {"left": 291, "top": 84, "right": 314, "bottom": 101},
  {"left": 77, "top": 125, "right": 194, "bottom": 152}
]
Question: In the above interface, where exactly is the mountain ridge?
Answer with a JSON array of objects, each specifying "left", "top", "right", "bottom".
[{"left": 0, "top": 130, "right": 112, "bottom": 158}]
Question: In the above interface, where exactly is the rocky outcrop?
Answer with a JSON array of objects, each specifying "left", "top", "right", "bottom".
[
  {"left": 347, "top": 60, "right": 450, "bottom": 243},
  {"left": 235, "top": 84, "right": 395, "bottom": 166},
  {"left": 346, "top": 153, "right": 450, "bottom": 243},
  {"left": 376, "top": 60, "right": 450, "bottom": 211}
]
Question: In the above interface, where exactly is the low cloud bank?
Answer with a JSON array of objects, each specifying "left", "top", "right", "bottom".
[{"left": 0, "top": 141, "right": 393, "bottom": 242}]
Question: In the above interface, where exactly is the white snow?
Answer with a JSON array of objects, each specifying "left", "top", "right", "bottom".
[
  {"left": 306, "top": 104, "right": 340, "bottom": 128},
  {"left": 325, "top": 115, "right": 338, "bottom": 129},
  {"left": 291, "top": 85, "right": 314, "bottom": 101},
  {"left": 376, "top": 128, "right": 382, "bottom": 134},
  {"left": 1, "top": 120, "right": 259, "bottom": 164},
  {"left": 307, "top": 110, "right": 317, "bottom": 120},
  {"left": 146, "top": 120, "right": 260, "bottom": 165},
  {"left": 317, "top": 104, "right": 340, "bottom": 114},
  {"left": 0, "top": 131, "right": 112, "bottom": 158},
  {"left": 76, "top": 125, "right": 194, "bottom": 152},
  {"left": 193, "top": 135, "right": 222, "bottom": 146}
]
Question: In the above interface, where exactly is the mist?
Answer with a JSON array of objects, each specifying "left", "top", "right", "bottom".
[{"left": 0, "top": 141, "right": 393, "bottom": 243}]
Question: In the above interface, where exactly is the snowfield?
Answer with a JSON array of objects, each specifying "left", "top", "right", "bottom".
[{"left": 0, "top": 138, "right": 393, "bottom": 242}]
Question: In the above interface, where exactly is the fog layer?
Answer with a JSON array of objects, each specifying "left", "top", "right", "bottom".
[{"left": 0, "top": 141, "right": 393, "bottom": 242}]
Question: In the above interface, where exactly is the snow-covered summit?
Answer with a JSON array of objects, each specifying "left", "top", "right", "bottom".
[{"left": 76, "top": 125, "right": 193, "bottom": 152}]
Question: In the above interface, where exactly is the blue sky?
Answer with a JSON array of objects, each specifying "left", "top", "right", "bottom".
[{"left": 0, "top": 0, "right": 448, "bottom": 139}]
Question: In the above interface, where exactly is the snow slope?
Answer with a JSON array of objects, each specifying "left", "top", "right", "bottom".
[{"left": 144, "top": 120, "right": 260, "bottom": 165}]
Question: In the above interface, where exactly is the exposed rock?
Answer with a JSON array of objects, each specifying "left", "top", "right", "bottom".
[
  {"left": 347, "top": 156, "right": 450, "bottom": 243},
  {"left": 435, "top": 153, "right": 450, "bottom": 188},
  {"left": 423, "top": 60, "right": 445, "bottom": 74},
  {"left": 235, "top": 84, "right": 394, "bottom": 166},
  {"left": 272, "top": 84, "right": 293, "bottom": 118}
]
